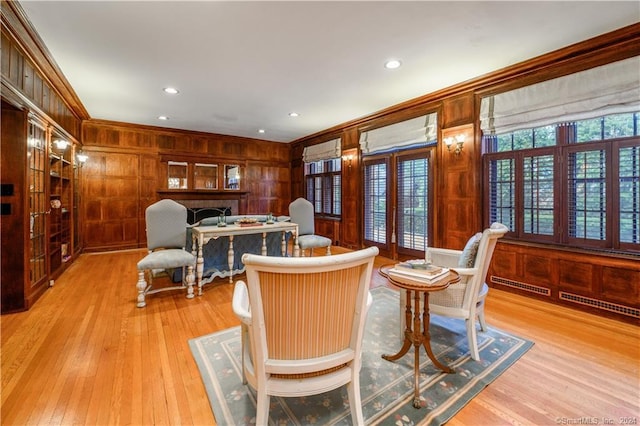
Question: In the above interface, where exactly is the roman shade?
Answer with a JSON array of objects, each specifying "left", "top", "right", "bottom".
[
  {"left": 359, "top": 113, "right": 437, "bottom": 155},
  {"left": 480, "top": 56, "right": 640, "bottom": 135},
  {"left": 302, "top": 138, "right": 341, "bottom": 163}
]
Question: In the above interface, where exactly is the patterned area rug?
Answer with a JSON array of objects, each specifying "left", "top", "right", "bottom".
[{"left": 189, "top": 287, "right": 533, "bottom": 425}]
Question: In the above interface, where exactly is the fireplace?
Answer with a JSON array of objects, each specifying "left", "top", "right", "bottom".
[
  {"left": 185, "top": 206, "right": 231, "bottom": 225},
  {"left": 157, "top": 190, "right": 249, "bottom": 223}
]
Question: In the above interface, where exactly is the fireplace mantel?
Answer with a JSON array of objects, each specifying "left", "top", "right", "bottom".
[{"left": 157, "top": 190, "right": 249, "bottom": 214}]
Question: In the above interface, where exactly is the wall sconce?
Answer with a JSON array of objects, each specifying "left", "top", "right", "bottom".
[
  {"left": 53, "top": 139, "right": 69, "bottom": 151},
  {"left": 76, "top": 151, "right": 89, "bottom": 166},
  {"left": 444, "top": 134, "right": 466, "bottom": 155},
  {"left": 342, "top": 154, "right": 354, "bottom": 168}
]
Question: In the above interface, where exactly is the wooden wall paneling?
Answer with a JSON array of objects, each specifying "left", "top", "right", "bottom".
[
  {"left": 437, "top": 123, "right": 479, "bottom": 249},
  {"left": 523, "top": 254, "right": 555, "bottom": 287},
  {"left": 340, "top": 146, "right": 360, "bottom": 249},
  {"left": 314, "top": 218, "right": 338, "bottom": 244},
  {"left": 82, "top": 151, "right": 141, "bottom": 251},
  {"left": 138, "top": 154, "right": 159, "bottom": 247},
  {"left": 558, "top": 259, "right": 595, "bottom": 293},
  {"left": 0, "top": 104, "right": 29, "bottom": 311},
  {"left": 489, "top": 241, "right": 639, "bottom": 323},
  {"left": 81, "top": 120, "right": 293, "bottom": 249},
  {"left": 442, "top": 92, "right": 474, "bottom": 128},
  {"left": 601, "top": 266, "right": 640, "bottom": 305}
]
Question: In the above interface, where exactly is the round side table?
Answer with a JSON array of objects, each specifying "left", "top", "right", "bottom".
[{"left": 379, "top": 264, "right": 460, "bottom": 408}]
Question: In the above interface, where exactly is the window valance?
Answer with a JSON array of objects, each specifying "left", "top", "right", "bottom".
[
  {"left": 359, "top": 113, "right": 437, "bottom": 154},
  {"left": 480, "top": 56, "right": 640, "bottom": 135},
  {"left": 302, "top": 138, "right": 341, "bottom": 163}
]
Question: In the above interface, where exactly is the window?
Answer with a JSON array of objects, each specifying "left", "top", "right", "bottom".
[
  {"left": 484, "top": 112, "right": 640, "bottom": 253},
  {"left": 304, "top": 158, "right": 341, "bottom": 217}
]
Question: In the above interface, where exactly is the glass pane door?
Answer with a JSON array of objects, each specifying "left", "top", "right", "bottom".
[
  {"left": 363, "top": 148, "right": 433, "bottom": 259},
  {"left": 397, "top": 153, "right": 430, "bottom": 257},
  {"left": 28, "top": 120, "right": 47, "bottom": 285},
  {"left": 363, "top": 157, "right": 392, "bottom": 256}
]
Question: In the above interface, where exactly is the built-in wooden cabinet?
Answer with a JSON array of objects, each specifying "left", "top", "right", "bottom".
[
  {"left": 1, "top": 101, "right": 80, "bottom": 313},
  {"left": 48, "top": 132, "right": 74, "bottom": 274}
]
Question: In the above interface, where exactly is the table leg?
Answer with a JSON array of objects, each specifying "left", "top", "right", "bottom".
[
  {"left": 382, "top": 290, "right": 413, "bottom": 361},
  {"left": 227, "top": 235, "right": 234, "bottom": 283},
  {"left": 196, "top": 237, "right": 204, "bottom": 296},
  {"left": 293, "top": 229, "right": 300, "bottom": 257},
  {"left": 261, "top": 232, "right": 267, "bottom": 256},
  {"left": 421, "top": 292, "right": 455, "bottom": 374}
]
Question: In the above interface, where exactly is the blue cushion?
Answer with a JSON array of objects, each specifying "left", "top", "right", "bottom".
[{"left": 137, "top": 249, "right": 195, "bottom": 270}]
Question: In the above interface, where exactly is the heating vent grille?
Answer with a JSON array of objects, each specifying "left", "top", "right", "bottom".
[
  {"left": 559, "top": 292, "right": 640, "bottom": 319},
  {"left": 491, "top": 276, "right": 551, "bottom": 296}
]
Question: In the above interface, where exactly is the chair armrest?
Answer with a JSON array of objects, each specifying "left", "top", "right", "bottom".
[
  {"left": 450, "top": 266, "right": 478, "bottom": 278},
  {"left": 232, "top": 281, "right": 252, "bottom": 325}
]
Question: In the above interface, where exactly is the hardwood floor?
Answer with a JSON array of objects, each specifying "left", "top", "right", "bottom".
[{"left": 2, "top": 248, "right": 638, "bottom": 425}]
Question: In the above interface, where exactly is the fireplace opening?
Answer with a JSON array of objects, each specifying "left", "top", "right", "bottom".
[{"left": 187, "top": 207, "right": 231, "bottom": 225}]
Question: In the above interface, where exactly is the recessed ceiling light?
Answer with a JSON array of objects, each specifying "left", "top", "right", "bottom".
[
  {"left": 289, "top": 112, "right": 299, "bottom": 117},
  {"left": 384, "top": 59, "right": 402, "bottom": 69},
  {"left": 163, "top": 87, "right": 179, "bottom": 94},
  {"left": 258, "top": 129, "right": 265, "bottom": 134},
  {"left": 158, "top": 116, "right": 169, "bottom": 120}
]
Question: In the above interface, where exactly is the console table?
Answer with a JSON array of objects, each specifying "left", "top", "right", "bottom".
[{"left": 191, "top": 222, "right": 299, "bottom": 294}]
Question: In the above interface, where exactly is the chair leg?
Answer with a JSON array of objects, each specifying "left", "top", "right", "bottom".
[
  {"left": 240, "top": 323, "right": 248, "bottom": 385},
  {"left": 466, "top": 317, "right": 480, "bottom": 361},
  {"left": 477, "top": 301, "right": 488, "bottom": 331},
  {"left": 347, "top": 375, "right": 365, "bottom": 425},
  {"left": 255, "top": 391, "right": 270, "bottom": 426},
  {"left": 136, "top": 270, "right": 147, "bottom": 308}
]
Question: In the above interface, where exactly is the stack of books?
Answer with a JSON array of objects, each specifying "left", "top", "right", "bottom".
[{"left": 389, "top": 261, "right": 450, "bottom": 283}]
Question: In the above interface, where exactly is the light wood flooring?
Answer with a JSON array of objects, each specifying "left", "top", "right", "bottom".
[{"left": 1, "top": 248, "right": 638, "bottom": 425}]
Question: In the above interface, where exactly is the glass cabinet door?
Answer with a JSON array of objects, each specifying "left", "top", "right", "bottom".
[
  {"left": 168, "top": 161, "right": 188, "bottom": 189},
  {"left": 28, "top": 120, "right": 47, "bottom": 285},
  {"left": 194, "top": 163, "right": 218, "bottom": 189}
]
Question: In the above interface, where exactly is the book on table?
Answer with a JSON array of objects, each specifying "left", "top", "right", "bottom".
[{"left": 388, "top": 262, "right": 450, "bottom": 282}]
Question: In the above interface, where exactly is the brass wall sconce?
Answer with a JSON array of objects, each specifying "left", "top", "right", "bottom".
[
  {"left": 53, "top": 139, "right": 69, "bottom": 151},
  {"left": 76, "top": 151, "right": 88, "bottom": 166},
  {"left": 342, "top": 154, "right": 354, "bottom": 168},
  {"left": 444, "top": 134, "right": 466, "bottom": 155}
]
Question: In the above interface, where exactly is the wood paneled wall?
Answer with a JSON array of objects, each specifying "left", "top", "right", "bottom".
[
  {"left": 1, "top": 2, "right": 85, "bottom": 138},
  {"left": 289, "top": 24, "right": 640, "bottom": 323},
  {"left": 81, "top": 120, "right": 291, "bottom": 252}
]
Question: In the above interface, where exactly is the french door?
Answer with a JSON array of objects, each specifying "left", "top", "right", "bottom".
[{"left": 363, "top": 148, "right": 433, "bottom": 259}]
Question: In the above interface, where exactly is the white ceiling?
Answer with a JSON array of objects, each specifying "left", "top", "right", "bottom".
[{"left": 19, "top": 1, "right": 640, "bottom": 143}]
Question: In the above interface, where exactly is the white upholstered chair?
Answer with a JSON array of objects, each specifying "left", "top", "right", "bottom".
[
  {"left": 135, "top": 199, "right": 196, "bottom": 307},
  {"left": 400, "top": 222, "right": 508, "bottom": 360},
  {"left": 288, "top": 197, "right": 332, "bottom": 256},
  {"left": 232, "top": 246, "right": 379, "bottom": 426}
]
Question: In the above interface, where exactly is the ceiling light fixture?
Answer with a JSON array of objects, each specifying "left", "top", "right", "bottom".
[
  {"left": 288, "top": 112, "right": 299, "bottom": 117},
  {"left": 158, "top": 116, "right": 169, "bottom": 120},
  {"left": 163, "top": 87, "right": 179, "bottom": 94},
  {"left": 384, "top": 59, "right": 402, "bottom": 69},
  {"left": 258, "top": 129, "right": 265, "bottom": 134}
]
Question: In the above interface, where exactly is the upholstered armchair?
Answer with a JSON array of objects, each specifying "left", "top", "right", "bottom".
[
  {"left": 400, "top": 222, "right": 508, "bottom": 360},
  {"left": 232, "top": 246, "right": 379, "bottom": 425},
  {"left": 288, "top": 197, "right": 332, "bottom": 256},
  {"left": 135, "top": 199, "right": 196, "bottom": 307}
]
